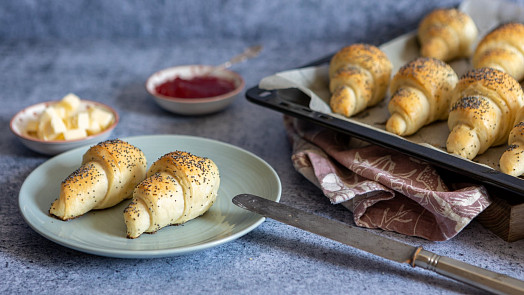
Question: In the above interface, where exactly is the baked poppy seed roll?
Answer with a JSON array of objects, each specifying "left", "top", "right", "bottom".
[
  {"left": 418, "top": 8, "right": 478, "bottom": 62},
  {"left": 446, "top": 67, "right": 524, "bottom": 160},
  {"left": 50, "top": 139, "right": 147, "bottom": 220},
  {"left": 329, "top": 43, "right": 392, "bottom": 118},
  {"left": 387, "top": 57, "right": 458, "bottom": 136},
  {"left": 500, "top": 106, "right": 524, "bottom": 176},
  {"left": 124, "top": 150, "right": 220, "bottom": 239},
  {"left": 473, "top": 22, "right": 524, "bottom": 81}
]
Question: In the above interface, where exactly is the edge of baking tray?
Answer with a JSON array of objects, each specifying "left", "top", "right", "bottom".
[{"left": 245, "top": 56, "right": 524, "bottom": 199}]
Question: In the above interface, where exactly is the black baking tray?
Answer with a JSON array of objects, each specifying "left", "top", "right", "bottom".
[{"left": 245, "top": 56, "right": 524, "bottom": 199}]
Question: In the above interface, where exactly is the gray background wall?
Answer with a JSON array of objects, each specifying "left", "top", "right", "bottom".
[{"left": 2, "top": 0, "right": 461, "bottom": 44}]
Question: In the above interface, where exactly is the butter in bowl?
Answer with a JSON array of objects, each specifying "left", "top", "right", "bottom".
[
  {"left": 10, "top": 93, "right": 119, "bottom": 155},
  {"left": 146, "top": 64, "right": 245, "bottom": 115}
]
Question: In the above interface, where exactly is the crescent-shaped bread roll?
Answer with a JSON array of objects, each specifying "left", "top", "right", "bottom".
[
  {"left": 446, "top": 67, "right": 524, "bottom": 160},
  {"left": 500, "top": 106, "right": 524, "bottom": 176},
  {"left": 473, "top": 22, "right": 524, "bottom": 81},
  {"left": 386, "top": 57, "right": 458, "bottom": 136},
  {"left": 124, "top": 151, "right": 220, "bottom": 239},
  {"left": 49, "top": 139, "right": 147, "bottom": 220},
  {"left": 329, "top": 43, "right": 392, "bottom": 117},
  {"left": 418, "top": 8, "right": 478, "bottom": 62}
]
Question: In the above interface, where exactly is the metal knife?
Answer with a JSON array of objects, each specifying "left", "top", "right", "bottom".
[{"left": 232, "top": 193, "right": 524, "bottom": 295}]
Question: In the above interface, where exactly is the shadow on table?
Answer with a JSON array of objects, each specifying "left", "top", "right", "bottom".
[
  {"left": 242, "top": 228, "right": 481, "bottom": 294},
  {"left": 112, "top": 82, "right": 160, "bottom": 115}
]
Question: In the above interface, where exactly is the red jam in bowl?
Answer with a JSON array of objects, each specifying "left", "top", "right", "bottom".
[{"left": 155, "top": 76, "right": 236, "bottom": 99}]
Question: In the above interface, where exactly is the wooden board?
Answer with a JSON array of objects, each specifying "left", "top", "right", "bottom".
[{"left": 477, "top": 187, "right": 524, "bottom": 242}]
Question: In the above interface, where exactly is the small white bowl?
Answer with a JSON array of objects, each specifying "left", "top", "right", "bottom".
[
  {"left": 146, "top": 65, "right": 245, "bottom": 115},
  {"left": 10, "top": 100, "right": 119, "bottom": 155}
]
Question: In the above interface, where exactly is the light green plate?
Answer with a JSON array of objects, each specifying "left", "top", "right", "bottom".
[{"left": 18, "top": 135, "right": 281, "bottom": 258}]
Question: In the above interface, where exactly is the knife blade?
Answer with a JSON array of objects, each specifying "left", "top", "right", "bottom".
[{"left": 233, "top": 193, "right": 524, "bottom": 295}]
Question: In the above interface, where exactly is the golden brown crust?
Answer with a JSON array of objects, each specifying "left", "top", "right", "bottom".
[
  {"left": 473, "top": 23, "right": 524, "bottom": 81},
  {"left": 329, "top": 44, "right": 392, "bottom": 117},
  {"left": 124, "top": 150, "right": 220, "bottom": 239},
  {"left": 475, "top": 23, "right": 524, "bottom": 51},
  {"left": 124, "top": 172, "right": 184, "bottom": 237},
  {"left": 82, "top": 139, "right": 147, "bottom": 209},
  {"left": 453, "top": 67, "right": 523, "bottom": 121},
  {"left": 329, "top": 66, "right": 373, "bottom": 117},
  {"left": 447, "top": 68, "right": 524, "bottom": 159},
  {"left": 500, "top": 107, "right": 524, "bottom": 176},
  {"left": 418, "top": 8, "right": 478, "bottom": 61},
  {"left": 147, "top": 151, "right": 218, "bottom": 182},
  {"left": 329, "top": 44, "right": 391, "bottom": 80},
  {"left": 391, "top": 57, "right": 455, "bottom": 101},
  {"left": 51, "top": 162, "right": 107, "bottom": 220},
  {"left": 386, "top": 57, "right": 458, "bottom": 136},
  {"left": 49, "top": 139, "right": 147, "bottom": 220}
]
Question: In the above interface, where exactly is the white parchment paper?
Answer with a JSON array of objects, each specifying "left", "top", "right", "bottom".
[{"left": 259, "top": 0, "right": 524, "bottom": 172}]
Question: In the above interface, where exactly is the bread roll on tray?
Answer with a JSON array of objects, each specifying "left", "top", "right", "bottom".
[
  {"left": 500, "top": 106, "right": 524, "bottom": 176},
  {"left": 387, "top": 57, "right": 458, "bottom": 136},
  {"left": 418, "top": 8, "right": 478, "bottom": 62},
  {"left": 329, "top": 43, "right": 392, "bottom": 118},
  {"left": 446, "top": 67, "right": 524, "bottom": 160},
  {"left": 473, "top": 22, "right": 524, "bottom": 81}
]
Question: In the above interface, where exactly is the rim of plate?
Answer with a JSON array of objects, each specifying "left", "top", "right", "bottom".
[{"left": 18, "top": 134, "right": 281, "bottom": 258}]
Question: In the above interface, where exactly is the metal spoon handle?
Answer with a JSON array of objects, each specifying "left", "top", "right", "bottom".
[{"left": 214, "top": 45, "right": 263, "bottom": 72}]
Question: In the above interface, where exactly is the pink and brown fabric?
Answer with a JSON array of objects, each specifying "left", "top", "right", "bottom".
[{"left": 284, "top": 116, "right": 492, "bottom": 241}]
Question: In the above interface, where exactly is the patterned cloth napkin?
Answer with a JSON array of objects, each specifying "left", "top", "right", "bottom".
[{"left": 284, "top": 116, "right": 492, "bottom": 241}]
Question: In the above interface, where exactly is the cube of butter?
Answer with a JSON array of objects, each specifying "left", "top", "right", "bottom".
[
  {"left": 25, "top": 120, "right": 39, "bottom": 133},
  {"left": 86, "top": 121, "right": 101, "bottom": 135},
  {"left": 37, "top": 122, "right": 60, "bottom": 140},
  {"left": 50, "top": 115, "right": 67, "bottom": 134},
  {"left": 52, "top": 105, "right": 67, "bottom": 119},
  {"left": 74, "top": 111, "right": 90, "bottom": 130},
  {"left": 89, "top": 107, "right": 113, "bottom": 130},
  {"left": 63, "top": 128, "right": 87, "bottom": 140},
  {"left": 37, "top": 107, "right": 67, "bottom": 140},
  {"left": 57, "top": 93, "right": 81, "bottom": 114},
  {"left": 39, "top": 106, "right": 59, "bottom": 124}
]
